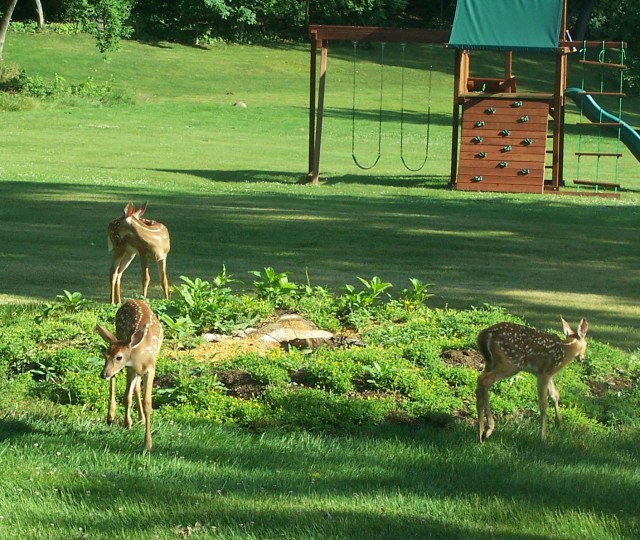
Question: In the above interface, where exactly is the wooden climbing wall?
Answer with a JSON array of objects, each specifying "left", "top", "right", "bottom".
[{"left": 455, "top": 97, "right": 551, "bottom": 193}]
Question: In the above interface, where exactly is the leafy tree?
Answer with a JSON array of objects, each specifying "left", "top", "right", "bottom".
[
  {"left": 65, "top": 0, "right": 134, "bottom": 53},
  {"left": 581, "top": 0, "right": 640, "bottom": 92},
  {"left": 1, "top": 0, "right": 133, "bottom": 57}
]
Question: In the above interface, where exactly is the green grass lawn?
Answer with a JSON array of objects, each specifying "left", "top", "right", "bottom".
[
  {"left": 1, "top": 33, "right": 639, "bottom": 350},
  {"left": 2, "top": 401, "right": 639, "bottom": 540},
  {"left": 1, "top": 30, "right": 640, "bottom": 539}
]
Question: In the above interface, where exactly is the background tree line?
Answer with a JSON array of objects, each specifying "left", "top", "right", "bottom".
[{"left": 1, "top": 0, "right": 638, "bottom": 90}]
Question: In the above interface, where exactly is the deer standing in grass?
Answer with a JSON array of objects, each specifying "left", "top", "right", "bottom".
[
  {"left": 108, "top": 201, "right": 171, "bottom": 304},
  {"left": 476, "top": 317, "right": 588, "bottom": 443},
  {"left": 96, "top": 299, "right": 164, "bottom": 451}
]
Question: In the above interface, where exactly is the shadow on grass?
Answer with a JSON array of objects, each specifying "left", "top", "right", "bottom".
[
  {"left": 0, "top": 178, "right": 638, "bottom": 348},
  {"left": 11, "top": 411, "right": 640, "bottom": 539},
  {"left": 155, "top": 168, "right": 452, "bottom": 189},
  {"left": 0, "top": 419, "right": 33, "bottom": 440}
]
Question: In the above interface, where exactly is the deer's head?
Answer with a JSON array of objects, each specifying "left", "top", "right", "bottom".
[{"left": 95, "top": 324, "right": 147, "bottom": 379}]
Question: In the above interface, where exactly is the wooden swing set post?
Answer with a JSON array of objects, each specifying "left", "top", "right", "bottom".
[{"left": 307, "top": 25, "right": 451, "bottom": 184}]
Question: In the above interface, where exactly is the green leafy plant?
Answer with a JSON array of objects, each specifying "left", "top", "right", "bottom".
[
  {"left": 249, "top": 267, "right": 298, "bottom": 308},
  {"left": 338, "top": 276, "right": 392, "bottom": 326},
  {"left": 155, "top": 364, "right": 227, "bottom": 410},
  {"left": 39, "top": 290, "right": 93, "bottom": 319},
  {"left": 165, "top": 266, "right": 261, "bottom": 334},
  {"left": 399, "top": 278, "right": 433, "bottom": 311}
]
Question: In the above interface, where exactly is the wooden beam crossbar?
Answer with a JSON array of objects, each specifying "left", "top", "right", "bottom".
[
  {"left": 309, "top": 25, "right": 450, "bottom": 44},
  {"left": 578, "top": 59, "right": 627, "bottom": 70}
]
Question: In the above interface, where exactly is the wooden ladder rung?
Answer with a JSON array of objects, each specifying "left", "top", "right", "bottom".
[
  {"left": 574, "top": 180, "right": 621, "bottom": 189},
  {"left": 576, "top": 122, "right": 623, "bottom": 127},
  {"left": 579, "top": 60, "right": 627, "bottom": 69},
  {"left": 571, "top": 91, "right": 626, "bottom": 97},
  {"left": 575, "top": 152, "right": 623, "bottom": 157}
]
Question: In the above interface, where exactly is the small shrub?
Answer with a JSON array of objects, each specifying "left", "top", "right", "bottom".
[
  {"left": 399, "top": 278, "right": 433, "bottom": 311},
  {"left": 304, "top": 348, "right": 363, "bottom": 394},
  {"left": 249, "top": 266, "right": 298, "bottom": 308},
  {"left": 164, "top": 268, "right": 267, "bottom": 334},
  {"left": 221, "top": 352, "right": 291, "bottom": 387},
  {"left": 28, "top": 348, "right": 104, "bottom": 406},
  {"left": 155, "top": 362, "right": 227, "bottom": 410},
  {"left": 294, "top": 284, "right": 341, "bottom": 333},
  {"left": 337, "top": 276, "right": 392, "bottom": 327}
]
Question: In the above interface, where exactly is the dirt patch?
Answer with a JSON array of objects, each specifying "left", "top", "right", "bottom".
[
  {"left": 215, "top": 369, "right": 267, "bottom": 399},
  {"left": 587, "top": 370, "right": 635, "bottom": 398},
  {"left": 440, "top": 348, "right": 484, "bottom": 370},
  {"left": 182, "top": 337, "right": 268, "bottom": 363}
]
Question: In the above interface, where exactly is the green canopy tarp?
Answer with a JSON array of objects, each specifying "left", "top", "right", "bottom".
[{"left": 449, "top": 0, "right": 564, "bottom": 52}]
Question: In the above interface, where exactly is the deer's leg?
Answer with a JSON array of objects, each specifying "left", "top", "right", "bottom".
[
  {"left": 140, "top": 253, "right": 150, "bottom": 297},
  {"left": 476, "top": 371, "right": 496, "bottom": 442},
  {"left": 133, "top": 377, "right": 144, "bottom": 424},
  {"left": 157, "top": 258, "right": 170, "bottom": 300},
  {"left": 107, "top": 375, "right": 117, "bottom": 425},
  {"left": 109, "top": 251, "right": 125, "bottom": 305},
  {"left": 112, "top": 251, "right": 136, "bottom": 305},
  {"left": 124, "top": 370, "right": 139, "bottom": 429},
  {"left": 477, "top": 364, "right": 519, "bottom": 442},
  {"left": 547, "top": 378, "right": 561, "bottom": 426},
  {"left": 142, "top": 367, "right": 155, "bottom": 451},
  {"left": 537, "top": 374, "right": 552, "bottom": 442}
]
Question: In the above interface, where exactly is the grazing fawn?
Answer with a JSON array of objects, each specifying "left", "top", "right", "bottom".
[
  {"left": 476, "top": 317, "right": 588, "bottom": 442},
  {"left": 108, "top": 201, "right": 171, "bottom": 304},
  {"left": 96, "top": 299, "right": 164, "bottom": 451}
]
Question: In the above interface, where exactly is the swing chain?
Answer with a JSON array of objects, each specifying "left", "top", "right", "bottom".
[
  {"left": 400, "top": 42, "right": 432, "bottom": 172},
  {"left": 351, "top": 41, "right": 385, "bottom": 170}
]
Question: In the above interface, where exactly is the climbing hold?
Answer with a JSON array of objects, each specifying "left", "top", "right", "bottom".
[
  {"left": 472, "top": 135, "right": 483, "bottom": 143},
  {"left": 513, "top": 101, "right": 523, "bottom": 107},
  {"left": 472, "top": 176, "right": 483, "bottom": 182},
  {"left": 522, "top": 138, "right": 533, "bottom": 145},
  {"left": 520, "top": 169, "right": 530, "bottom": 175},
  {"left": 502, "top": 145, "right": 512, "bottom": 152},
  {"left": 518, "top": 115, "right": 529, "bottom": 123},
  {"left": 485, "top": 107, "right": 496, "bottom": 115},
  {"left": 499, "top": 129, "right": 511, "bottom": 137},
  {"left": 498, "top": 161, "right": 508, "bottom": 168},
  {"left": 475, "top": 120, "right": 485, "bottom": 128},
  {"left": 478, "top": 151, "right": 488, "bottom": 159}
]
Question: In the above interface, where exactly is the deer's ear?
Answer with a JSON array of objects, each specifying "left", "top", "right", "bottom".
[
  {"left": 560, "top": 317, "right": 572, "bottom": 337},
  {"left": 129, "top": 327, "right": 147, "bottom": 348},
  {"left": 96, "top": 324, "right": 117, "bottom": 344},
  {"left": 137, "top": 201, "right": 148, "bottom": 217},
  {"left": 124, "top": 202, "right": 136, "bottom": 217},
  {"left": 578, "top": 319, "right": 588, "bottom": 338}
]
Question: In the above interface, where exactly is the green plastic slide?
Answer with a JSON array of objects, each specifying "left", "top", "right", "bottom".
[{"left": 565, "top": 87, "right": 640, "bottom": 162}]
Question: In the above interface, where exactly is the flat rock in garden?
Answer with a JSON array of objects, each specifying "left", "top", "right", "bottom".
[
  {"left": 256, "top": 314, "right": 335, "bottom": 351},
  {"left": 193, "top": 314, "right": 361, "bottom": 362}
]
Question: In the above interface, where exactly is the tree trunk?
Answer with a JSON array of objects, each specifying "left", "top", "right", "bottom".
[
  {"left": 34, "top": 0, "right": 44, "bottom": 31},
  {"left": 570, "top": 0, "right": 598, "bottom": 41},
  {"left": 0, "top": 0, "right": 20, "bottom": 59}
]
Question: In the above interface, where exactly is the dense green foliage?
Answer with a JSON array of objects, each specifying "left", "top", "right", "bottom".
[
  {"left": 3, "top": 0, "right": 639, "bottom": 89},
  {"left": 2, "top": 276, "right": 639, "bottom": 432}
]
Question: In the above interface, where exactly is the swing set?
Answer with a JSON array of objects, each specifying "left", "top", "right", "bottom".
[
  {"left": 307, "top": 26, "right": 449, "bottom": 184},
  {"left": 349, "top": 40, "right": 434, "bottom": 172},
  {"left": 308, "top": 1, "right": 633, "bottom": 196}
]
